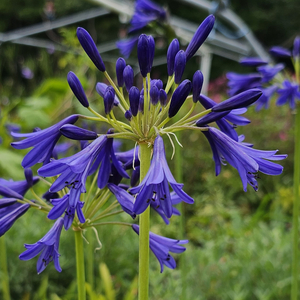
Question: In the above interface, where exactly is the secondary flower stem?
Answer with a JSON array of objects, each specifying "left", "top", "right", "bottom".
[
  {"left": 0, "top": 237, "right": 11, "bottom": 300},
  {"left": 74, "top": 230, "right": 86, "bottom": 300},
  {"left": 292, "top": 103, "right": 300, "bottom": 300},
  {"left": 138, "top": 143, "right": 152, "bottom": 300}
]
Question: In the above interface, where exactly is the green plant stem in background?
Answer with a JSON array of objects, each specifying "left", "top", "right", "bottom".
[
  {"left": 75, "top": 230, "right": 86, "bottom": 300},
  {"left": 291, "top": 103, "right": 300, "bottom": 300},
  {"left": 138, "top": 143, "right": 152, "bottom": 300},
  {"left": 0, "top": 236, "right": 11, "bottom": 300},
  {"left": 86, "top": 229, "right": 94, "bottom": 291}
]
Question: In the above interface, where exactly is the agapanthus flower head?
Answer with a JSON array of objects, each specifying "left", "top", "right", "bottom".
[
  {"left": 19, "top": 218, "right": 64, "bottom": 274},
  {"left": 116, "top": 57, "right": 126, "bottom": 87},
  {"left": 185, "top": 14, "right": 215, "bottom": 61},
  {"left": 257, "top": 63, "right": 284, "bottom": 83},
  {"left": 174, "top": 50, "right": 186, "bottom": 84},
  {"left": 167, "top": 38, "right": 180, "bottom": 76},
  {"left": 168, "top": 79, "right": 192, "bottom": 118},
  {"left": 116, "top": 36, "right": 139, "bottom": 59},
  {"left": 269, "top": 46, "right": 291, "bottom": 58},
  {"left": 123, "top": 65, "right": 134, "bottom": 92},
  {"left": 130, "top": 135, "right": 194, "bottom": 217},
  {"left": 293, "top": 36, "right": 300, "bottom": 59},
  {"left": 77, "top": 27, "right": 106, "bottom": 72},
  {"left": 226, "top": 72, "right": 262, "bottom": 96},
  {"left": 11, "top": 115, "right": 79, "bottom": 168},
  {"left": 276, "top": 80, "right": 300, "bottom": 109},
  {"left": 60, "top": 124, "right": 98, "bottom": 140},
  {"left": 192, "top": 70, "right": 203, "bottom": 103},
  {"left": 203, "top": 127, "right": 286, "bottom": 191},
  {"left": 67, "top": 71, "right": 89, "bottom": 108},
  {"left": 239, "top": 57, "right": 269, "bottom": 67},
  {"left": 132, "top": 224, "right": 188, "bottom": 272},
  {"left": 0, "top": 203, "right": 30, "bottom": 236}
]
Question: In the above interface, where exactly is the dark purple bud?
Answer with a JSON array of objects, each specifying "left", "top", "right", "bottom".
[
  {"left": 137, "top": 34, "right": 149, "bottom": 77},
  {"left": 174, "top": 50, "right": 186, "bottom": 84},
  {"left": 67, "top": 72, "right": 89, "bottom": 108},
  {"left": 168, "top": 79, "right": 192, "bottom": 118},
  {"left": 139, "top": 95, "right": 144, "bottom": 112},
  {"left": 24, "top": 168, "right": 33, "bottom": 187},
  {"left": 185, "top": 15, "right": 215, "bottom": 61},
  {"left": 150, "top": 85, "right": 159, "bottom": 105},
  {"left": 212, "top": 88, "right": 263, "bottom": 112},
  {"left": 196, "top": 111, "right": 230, "bottom": 127},
  {"left": 269, "top": 46, "right": 291, "bottom": 58},
  {"left": 239, "top": 57, "right": 269, "bottom": 67},
  {"left": 116, "top": 57, "right": 126, "bottom": 87},
  {"left": 148, "top": 35, "right": 155, "bottom": 72},
  {"left": 159, "top": 89, "right": 167, "bottom": 106},
  {"left": 60, "top": 124, "right": 98, "bottom": 140},
  {"left": 293, "top": 36, "right": 300, "bottom": 58},
  {"left": 123, "top": 65, "right": 134, "bottom": 92},
  {"left": 76, "top": 27, "right": 106, "bottom": 72},
  {"left": 155, "top": 79, "right": 163, "bottom": 90},
  {"left": 192, "top": 70, "right": 203, "bottom": 103},
  {"left": 96, "top": 83, "right": 119, "bottom": 106},
  {"left": 167, "top": 39, "right": 180, "bottom": 76},
  {"left": 125, "top": 110, "right": 133, "bottom": 121},
  {"left": 131, "top": 166, "right": 140, "bottom": 187},
  {"left": 104, "top": 86, "right": 115, "bottom": 114},
  {"left": 129, "top": 86, "right": 140, "bottom": 116}
]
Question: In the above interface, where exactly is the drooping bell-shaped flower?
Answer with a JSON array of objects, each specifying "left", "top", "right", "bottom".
[
  {"left": 185, "top": 14, "right": 215, "bottom": 61},
  {"left": 67, "top": 71, "right": 89, "bottom": 108},
  {"left": 168, "top": 79, "right": 192, "bottom": 118},
  {"left": 167, "top": 38, "right": 180, "bottom": 76},
  {"left": 116, "top": 57, "right": 126, "bottom": 87},
  {"left": 19, "top": 218, "right": 64, "bottom": 274},
  {"left": 116, "top": 36, "right": 139, "bottom": 59},
  {"left": 11, "top": 115, "right": 79, "bottom": 168},
  {"left": 174, "top": 50, "right": 186, "bottom": 84},
  {"left": 239, "top": 57, "right": 269, "bottom": 67},
  {"left": 257, "top": 63, "right": 284, "bottom": 83},
  {"left": 255, "top": 85, "right": 278, "bottom": 111},
  {"left": 132, "top": 224, "right": 188, "bottom": 273},
  {"left": 203, "top": 127, "right": 286, "bottom": 191},
  {"left": 77, "top": 27, "right": 106, "bottom": 72},
  {"left": 269, "top": 46, "right": 291, "bottom": 58},
  {"left": 130, "top": 135, "right": 194, "bottom": 217},
  {"left": 276, "top": 80, "right": 300, "bottom": 109}
]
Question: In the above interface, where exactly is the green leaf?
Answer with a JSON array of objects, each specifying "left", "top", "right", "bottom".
[{"left": 99, "top": 263, "right": 115, "bottom": 300}]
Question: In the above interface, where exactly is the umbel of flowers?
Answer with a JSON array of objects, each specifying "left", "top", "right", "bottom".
[{"left": 0, "top": 14, "right": 287, "bottom": 300}]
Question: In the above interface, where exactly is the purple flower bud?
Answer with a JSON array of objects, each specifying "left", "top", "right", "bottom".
[
  {"left": 137, "top": 34, "right": 150, "bottom": 77},
  {"left": 185, "top": 15, "right": 215, "bottom": 61},
  {"left": 293, "top": 36, "right": 300, "bottom": 58},
  {"left": 125, "top": 110, "right": 132, "bottom": 121},
  {"left": 169, "top": 79, "right": 192, "bottom": 118},
  {"left": 212, "top": 88, "right": 263, "bottom": 112},
  {"left": 96, "top": 83, "right": 119, "bottom": 106},
  {"left": 167, "top": 39, "right": 180, "bottom": 76},
  {"left": 104, "top": 86, "right": 115, "bottom": 114},
  {"left": 239, "top": 57, "right": 269, "bottom": 67},
  {"left": 174, "top": 50, "right": 186, "bottom": 84},
  {"left": 67, "top": 72, "right": 89, "bottom": 108},
  {"left": 150, "top": 85, "right": 159, "bottom": 105},
  {"left": 123, "top": 65, "right": 134, "bottom": 92},
  {"left": 139, "top": 95, "right": 144, "bottom": 112},
  {"left": 24, "top": 168, "right": 33, "bottom": 187},
  {"left": 116, "top": 57, "right": 126, "bottom": 87},
  {"left": 129, "top": 86, "right": 140, "bottom": 116},
  {"left": 76, "top": 27, "right": 106, "bottom": 72},
  {"left": 60, "top": 124, "right": 98, "bottom": 140},
  {"left": 269, "top": 46, "right": 291, "bottom": 58},
  {"left": 148, "top": 35, "right": 155, "bottom": 72},
  {"left": 159, "top": 89, "right": 167, "bottom": 106},
  {"left": 192, "top": 70, "right": 203, "bottom": 103},
  {"left": 154, "top": 79, "right": 163, "bottom": 90}
]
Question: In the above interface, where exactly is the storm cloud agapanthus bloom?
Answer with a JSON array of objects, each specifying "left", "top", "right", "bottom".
[
  {"left": 203, "top": 127, "right": 286, "bottom": 191},
  {"left": 130, "top": 135, "right": 194, "bottom": 217},
  {"left": 132, "top": 224, "right": 188, "bottom": 272},
  {"left": 276, "top": 80, "right": 300, "bottom": 109},
  {"left": 19, "top": 218, "right": 64, "bottom": 274},
  {"left": 11, "top": 115, "right": 79, "bottom": 168}
]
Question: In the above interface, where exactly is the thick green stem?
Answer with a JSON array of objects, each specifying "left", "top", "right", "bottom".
[
  {"left": 75, "top": 230, "right": 86, "bottom": 300},
  {"left": 138, "top": 143, "right": 152, "bottom": 300},
  {"left": 292, "top": 103, "right": 300, "bottom": 300},
  {"left": 0, "top": 236, "right": 11, "bottom": 300}
]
